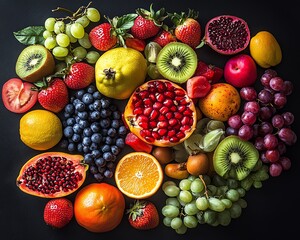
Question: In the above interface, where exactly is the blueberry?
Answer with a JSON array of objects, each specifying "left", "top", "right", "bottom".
[
  {"left": 104, "top": 169, "right": 113, "bottom": 178},
  {"left": 109, "top": 104, "right": 117, "bottom": 111},
  {"left": 65, "top": 104, "right": 75, "bottom": 114},
  {"left": 83, "top": 146, "right": 90, "bottom": 153},
  {"left": 93, "top": 100, "right": 101, "bottom": 111},
  {"left": 83, "top": 127, "right": 93, "bottom": 137},
  {"left": 111, "top": 145, "right": 120, "bottom": 155},
  {"left": 100, "top": 98, "right": 111, "bottom": 109},
  {"left": 106, "top": 162, "right": 115, "bottom": 169},
  {"left": 103, "top": 152, "right": 113, "bottom": 161},
  {"left": 64, "top": 112, "right": 71, "bottom": 118},
  {"left": 60, "top": 139, "right": 69, "bottom": 149},
  {"left": 94, "top": 173, "right": 104, "bottom": 182},
  {"left": 75, "top": 89, "right": 86, "bottom": 99},
  {"left": 72, "top": 133, "right": 81, "bottom": 142},
  {"left": 87, "top": 84, "right": 96, "bottom": 93},
  {"left": 91, "top": 133, "right": 102, "bottom": 144},
  {"left": 112, "top": 110, "right": 121, "bottom": 120},
  {"left": 92, "top": 149, "right": 101, "bottom": 158},
  {"left": 100, "top": 118, "right": 111, "bottom": 128},
  {"left": 93, "top": 91, "right": 102, "bottom": 99},
  {"left": 88, "top": 103, "right": 94, "bottom": 111},
  {"left": 107, "top": 128, "right": 117, "bottom": 137},
  {"left": 116, "top": 138, "right": 125, "bottom": 148},
  {"left": 95, "top": 157, "right": 105, "bottom": 167},
  {"left": 67, "top": 142, "right": 76, "bottom": 152},
  {"left": 78, "top": 111, "right": 88, "bottom": 120},
  {"left": 78, "top": 119, "right": 89, "bottom": 129},
  {"left": 82, "top": 93, "right": 94, "bottom": 105},
  {"left": 84, "top": 153, "right": 94, "bottom": 164},
  {"left": 89, "top": 142, "right": 99, "bottom": 151},
  {"left": 66, "top": 117, "right": 76, "bottom": 126},
  {"left": 90, "top": 111, "right": 100, "bottom": 121},
  {"left": 72, "top": 98, "right": 81, "bottom": 106},
  {"left": 73, "top": 123, "right": 82, "bottom": 134},
  {"left": 77, "top": 143, "right": 83, "bottom": 152},
  {"left": 111, "top": 119, "right": 120, "bottom": 129},
  {"left": 63, "top": 126, "right": 74, "bottom": 138},
  {"left": 98, "top": 167, "right": 106, "bottom": 173},
  {"left": 90, "top": 122, "right": 100, "bottom": 132},
  {"left": 100, "top": 109, "right": 112, "bottom": 118},
  {"left": 118, "top": 126, "right": 128, "bottom": 136},
  {"left": 105, "top": 136, "right": 113, "bottom": 145},
  {"left": 101, "top": 144, "right": 110, "bottom": 152},
  {"left": 101, "top": 128, "right": 108, "bottom": 136},
  {"left": 75, "top": 102, "right": 85, "bottom": 112},
  {"left": 90, "top": 165, "right": 98, "bottom": 174},
  {"left": 82, "top": 136, "right": 92, "bottom": 146}
]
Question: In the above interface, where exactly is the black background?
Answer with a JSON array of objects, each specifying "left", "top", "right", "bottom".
[{"left": 1, "top": 0, "right": 299, "bottom": 239}]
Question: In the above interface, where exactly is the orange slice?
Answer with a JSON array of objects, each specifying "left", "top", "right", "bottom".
[{"left": 115, "top": 152, "right": 163, "bottom": 199}]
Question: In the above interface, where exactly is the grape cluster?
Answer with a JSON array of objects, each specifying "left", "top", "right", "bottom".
[
  {"left": 162, "top": 174, "right": 247, "bottom": 234},
  {"left": 43, "top": 2, "right": 100, "bottom": 63},
  {"left": 226, "top": 69, "right": 296, "bottom": 177},
  {"left": 60, "top": 84, "right": 128, "bottom": 181}
]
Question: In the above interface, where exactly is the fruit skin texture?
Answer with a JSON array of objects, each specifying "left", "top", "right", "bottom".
[
  {"left": 74, "top": 183, "right": 125, "bottom": 233},
  {"left": 224, "top": 54, "right": 257, "bottom": 88},
  {"left": 131, "top": 15, "right": 161, "bottom": 40},
  {"left": 250, "top": 31, "right": 282, "bottom": 68},
  {"left": 186, "top": 153, "right": 210, "bottom": 176},
  {"left": 186, "top": 76, "right": 211, "bottom": 99},
  {"left": 165, "top": 163, "right": 189, "bottom": 180},
  {"left": 36, "top": 78, "right": 69, "bottom": 113},
  {"left": 125, "top": 132, "right": 153, "bottom": 153},
  {"left": 16, "top": 152, "right": 87, "bottom": 198},
  {"left": 89, "top": 23, "right": 117, "bottom": 51},
  {"left": 1, "top": 78, "right": 38, "bottom": 113},
  {"left": 95, "top": 47, "right": 147, "bottom": 99},
  {"left": 198, "top": 83, "right": 241, "bottom": 122},
  {"left": 19, "top": 109, "right": 62, "bottom": 150},
  {"left": 127, "top": 200, "right": 159, "bottom": 230},
  {"left": 152, "top": 29, "right": 177, "bottom": 47},
  {"left": 193, "top": 61, "right": 223, "bottom": 84},
  {"left": 44, "top": 198, "right": 74, "bottom": 229}
]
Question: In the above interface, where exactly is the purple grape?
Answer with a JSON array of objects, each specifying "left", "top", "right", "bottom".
[
  {"left": 264, "top": 69, "right": 278, "bottom": 77},
  {"left": 259, "top": 106, "right": 273, "bottom": 121},
  {"left": 277, "top": 141, "right": 287, "bottom": 155},
  {"left": 281, "top": 81, "right": 293, "bottom": 95},
  {"left": 241, "top": 111, "right": 257, "bottom": 126},
  {"left": 273, "top": 92, "right": 287, "bottom": 108},
  {"left": 260, "top": 152, "right": 269, "bottom": 163},
  {"left": 227, "top": 114, "right": 243, "bottom": 129},
  {"left": 258, "top": 89, "right": 274, "bottom": 104},
  {"left": 260, "top": 73, "right": 273, "bottom": 87},
  {"left": 279, "top": 156, "right": 291, "bottom": 170},
  {"left": 244, "top": 101, "right": 260, "bottom": 115},
  {"left": 278, "top": 128, "right": 297, "bottom": 145},
  {"left": 269, "top": 162, "right": 282, "bottom": 177},
  {"left": 239, "top": 87, "right": 257, "bottom": 101},
  {"left": 281, "top": 112, "right": 294, "bottom": 126},
  {"left": 258, "top": 122, "right": 273, "bottom": 136},
  {"left": 238, "top": 124, "right": 253, "bottom": 141},
  {"left": 226, "top": 127, "right": 238, "bottom": 136},
  {"left": 263, "top": 133, "right": 278, "bottom": 150},
  {"left": 265, "top": 149, "right": 280, "bottom": 162},
  {"left": 269, "top": 76, "right": 284, "bottom": 91},
  {"left": 254, "top": 137, "right": 266, "bottom": 151},
  {"left": 271, "top": 114, "right": 285, "bottom": 129}
]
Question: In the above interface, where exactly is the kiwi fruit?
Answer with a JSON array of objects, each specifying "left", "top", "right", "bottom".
[
  {"left": 213, "top": 135, "right": 259, "bottom": 181},
  {"left": 15, "top": 44, "right": 55, "bottom": 82},
  {"left": 156, "top": 42, "right": 197, "bottom": 83}
]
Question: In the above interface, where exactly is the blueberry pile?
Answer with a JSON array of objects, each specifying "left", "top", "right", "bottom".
[{"left": 60, "top": 84, "right": 128, "bottom": 181}]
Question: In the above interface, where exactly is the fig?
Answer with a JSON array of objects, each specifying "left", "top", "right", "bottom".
[{"left": 16, "top": 152, "right": 88, "bottom": 198}]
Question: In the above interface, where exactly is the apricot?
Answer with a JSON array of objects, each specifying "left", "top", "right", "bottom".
[
  {"left": 186, "top": 153, "right": 210, "bottom": 176},
  {"left": 198, "top": 83, "right": 241, "bottom": 122}
]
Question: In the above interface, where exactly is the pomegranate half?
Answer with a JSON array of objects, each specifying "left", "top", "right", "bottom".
[
  {"left": 204, "top": 15, "right": 250, "bottom": 55},
  {"left": 123, "top": 79, "right": 197, "bottom": 147},
  {"left": 16, "top": 152, "right": 88, "bottom": 198}
]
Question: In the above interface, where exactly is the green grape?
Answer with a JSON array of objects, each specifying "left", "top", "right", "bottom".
[
  {"left": 212, "top": 174, "right": 227, "bottom": 187},
  {"left": 170, "top": 217, "right": 183, "bottom": 230},
  {"left": 195, "top": 196, "right": 209, "bottom": 211},
  {"left": 227, "top": 178, "right": 239, "bottom": 189},
  {"left": 166, "top": 198, "right": 180, "bottom": 208},
  {"left": 85, "top": 51, "right": 100, "bottom": 64},
  {"left": 191, "top": 191, "right": 201, "bottom": 198},
  {"left": 208, "top": 197, "right": 226, "bottom": 212},
  {"left": 201, "top": 174, "right": 211, "bottom": 185},
  {"left": 217, "top": 209, "right": 231, "bottom": 226},
  {"left": 236, "top": 187, "right": 246, "bottom": 198},
  {"left": 237, "top": 198, "right": 247, "bottom": 209},
  {"left": 187, "top": 175, "right": 197, "bottom": 181},
  {"left": 75, "top": 15, "right": 90, "bottom": 28},
  {"left": 44, "top": 36, "right": 56, "bottom": 50},
  {"left": 229, "top": 202, "right": 242, "bottom": 219},
  {"left": 179, "top": 179, "right": 192, "bottom": 191},
  {"left": 72, "top": 46, "right": 87, "bottom": 60},
  {"left": 183, "top": 215, "right": 198, "bottom": 228},
  {"left": 196, "top": 211, "right": 205, "bottom": 224},
  {"left": 203, "top": 209, "right": 217, "bottom": 224},
  {"left": 162, "top": 180, "right": 176, "bottom": 191},
  {"left": 164, "top": 185, "right": 180, "bottom": 197},
  {"left": 52, "top": 46, "right": 68, "bottom": 58},
  {"left": 163, "top": 217, "right": 172, "bottom": 227},
  {"left": 56, "top": 33, "right": 70, "bottom": 48},
  {"left": 253, "top": 180, "right": 263, "bottom": 188},
  {"left": 225, "top": 189, "right": 240, "bottom": 202},
  {"left": 54, "top": 62, "right": 67, "bottom": 72},
  {"left": 210, "top": 219, "right": 220, "bottom": 226},
  {"left": 184, "top": 200, "right": 199, "bottom": 215},
  {"left": 70, "top": 22, "right": 85, "bottom": 39},
  {"left": 190, "top": 178, "right": 204, "bottom": 193},
  {"left": 175, "top": 225, "right": 187, "bottom": 234},
  {"left": 54, "top": 20, "right": 65, "bottom": 34},
  {"left": 43, "top": 30, "right": 53, "bottom": 39},
  {"left": 78, "top": 33, "right": 92, "bottom": 49},
  {"left": 65, "top": 24, "right": 77, "bottom": 43},
  {"left": 44, "top": 17, "right": 56, "bottom": 31},
  {"left": 64, "top": 55, "right": 74, "bottom": 65},
  {"left": 216, "top": 185, "right": 229, "bottom": 196},
  {"left": 86, "top": 7, "right": 101, "bottom": 22},
  {"left": 207, "top": 184, "right": 217, "bottom": 195},
  {"left": 177, "top": 196, "right": 187, "bottom": 207},
  {"left": 179, "top": 190, "right": 193, "bottom": 203},
  {"left": 221, "top": 198, "right": 232, "bottom": 208},
  {"left": 162, "top": 205, "right": 180, "bottom": 218}
]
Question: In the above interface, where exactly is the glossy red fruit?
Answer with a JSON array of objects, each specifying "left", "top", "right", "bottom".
[
  {"left": 125, "top": 132, "right": 153, "bottom": 153},
  {"left": 64, "top": 62, "right": 95, "bottom": 90},
  {"left": 125, "top": 38, "right": 146, "bottom": 51},
  {"left": 127, "top": 200, "right": 159, "bottom": 230},
  {"left": 2, "top": 78, "right": 38, "bottom": 113},
  {"left": 186, "top": 76, "right": 211, "bottom": 98},
  {"left": 36, "top": 78, "right": 69, "bottom": 113},
  {"left": 89, "top": 23, "right": 117, "bottom": 51},
  {"left": 152, "top": 29, "right": 177, "bottom": 47},
  {"left": 194, "top": 61, "right": 224, "bottom": 84},
  {"left": 44, "top": 198, "right": 74, "bottom": 229}
]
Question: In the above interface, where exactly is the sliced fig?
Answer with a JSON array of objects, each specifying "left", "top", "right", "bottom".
[
  {"left": 16, "top": 152, "right": 88, "bottom": 198},
  {"left": 124, "top": 79, "right": 197, "bottom": 147},
  {"left": 203, "top": 15, "right": 250, "bottom": 55}
]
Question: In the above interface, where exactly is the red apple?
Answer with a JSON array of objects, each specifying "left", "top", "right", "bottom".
[{"left": 224, "top": 54, "right": 257, "bottom": 88}]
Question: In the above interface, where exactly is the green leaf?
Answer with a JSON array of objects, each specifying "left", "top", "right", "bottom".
[
  {"left": 13, "top": 26, "right": 46, "bottom": 45},
  {"left": 116, "top": 13, "right": 138, "bottom": 30}
]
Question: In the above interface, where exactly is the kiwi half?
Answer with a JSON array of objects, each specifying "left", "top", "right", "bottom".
[
  {"left": 213, "top": 135, "right": 259, "bottom": 181},
  {"left": 156, "top": 42, "right": 197, "bottom": 83},
  {"left": 15, "top": 44, "right": 55, "bottom": 83}
]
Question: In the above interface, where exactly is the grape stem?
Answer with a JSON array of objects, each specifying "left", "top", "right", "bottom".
[
  {"left": 52, "top": 1, "right": 93, "bottom": 20},
  {"left": 199, "top": 175, "right": 209, "bottom": 199}
]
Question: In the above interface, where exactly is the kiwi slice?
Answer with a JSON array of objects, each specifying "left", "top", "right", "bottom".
[
  {"left": 213, "top": 135, "right": 259, "bottom": 181},
  {"left": 16, "top": 44, "right": 55, "bottom": 83},
  {"left": 156, "top": 42, "right": 197, "bottom": 83}
]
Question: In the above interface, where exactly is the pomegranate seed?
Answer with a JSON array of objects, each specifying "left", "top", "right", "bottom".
[
  {"left": 165, "top": 91, "right": 175, "bottom": 99},
  {"left": 178, "top": 105, "right": 186, "bottom": 113},
  {"left": 145, "top": 136, "right": 155, "bottom": 142},
  {"left": 158, "top": 115, "right": 166, "bottom": 121},
  {"left": 183, "top": 108, "right": 193, "bottom": 116},
  {"left": 156, "top": 81, "right": 166, "bottom": 92},
  {"left": 177, "top": 132, "right": 186, "bottom": 139},
  {"left": 168, "top": 129, "right": 176, "bottom": 137},
  {"left": 181, "top": 116, "right": 192, "bottom": 125},
  {"left": 180, "top": 125, "right": 191, "bottom": 132},
  {"left": 133, "top": 107, "right": 143, "bottom": 115},
  {"left": 139, "top": 90, "right": 149, "bottom": 99},
  {"left": 165, "top": 112, "right": 173, "bottom": 120},
  {"left": 143, "top": 98, "right": 152, "bottom": 106},
  {"left": 169, "top": 118, "right": 179, "bottom": 126},
  {"left": 157, "top": 121, "right": 168, "bottom": 129},
  {"left": 163, "top": 99, "right": 173, "bottom": 107},
  {"left": 180, "top": 97, "right": 189, "bottom": 105},
  {"left": 156, "top": 93, "right": 165, "bottom": 102},
  {"left": 158, "top": 128, "right": 167, "bottom": 136},
  {"left": 149, "top": 109, "right": 159, "bottom": 120},
  {"left": 160, "top": 106, "right": 169, "bottom": 114},
  {"left": 137, "top": 115, "right": 148, "bottom": 122},
  {"left": 143, "top": 107, "right": 152, "bottom": 116},
  {"left": 174, "top": 112, "right": 183, "bottom": 119},
  {"left": 175, "top": 89, "right": 186, "bottom": 96},
  {"left": 152, "top": 131, "right": 160, "bottom": 139},
  {"left": 134, "top": 99, "right": 143, "bottom": 108},
  {"left": 153, "top": 102, "right": 163, "bottom": 109},
  {"left": 138, "top": 121, "right": 149, "bottom": 129},
  {"left": 149, "top": 93, "right": 156, "bottom": 102},
  {"left": 149, "top": 121, "right": 157, "bottom": 128},
  {"left": 170, "top": 137, "right": 179, "bottom": 143},
  {"left": 170, "top": 105, "right": 177, "bottom": 112}
]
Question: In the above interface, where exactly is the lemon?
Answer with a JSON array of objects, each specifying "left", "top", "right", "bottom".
[
  {"left": 19, "top": 109, "right": 62, "bottom": 150},
  {"left": 250, "top": 31, "right": 282, "bottom": 68},
  {"left": 95, "top": 47, "right": 147, "bottom": 99}
]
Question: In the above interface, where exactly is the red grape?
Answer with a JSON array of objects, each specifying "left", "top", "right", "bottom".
[
  {"left": 279, "top": 156, "right": 291, "bottom": 170},
  {"left": 258, "top": 89, "right": 274, "bottom": 104},
  {"left": 269, "top": 76, "right": 284, "bottom": 91},
  {"left": 244, "top": 101, "right": 260, "bottom": 114},
  {"left": 269, "top": 162, "right": 282, "bottom": 177},
  {"left": 281, "top": 112, "right": 294, "bottom": 126},
  {"left": 265, "top": 149, "right": 280, "bottom": 162},
  {"left": 239, "top": 87, "right": 257, "bottom": 101},
  {"left": 278, "top": 128, "right": 297, "bottom": 145},
  {"left": 241, "top": 111, "right": 257, "bottom": 125},
  {"left": 281, "top": 81, "right": 293, "bottom": 95},
  {"left": 238, "top": 124, "right": 253, "bottom": 141},
  {"left": 227, "top": 114, "right": 243, "bottom": 129},
  {"left": 263, "top": 133, "right": 278, "bottom": 150},
  {"left": 273, "top": 92, "right": 287, "bottom": 108},
  {"left": 271, "top": 114, "right": 284, "bottom": 129}
]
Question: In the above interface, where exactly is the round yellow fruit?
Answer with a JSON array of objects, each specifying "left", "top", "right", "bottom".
[
  {"left": 19, "top": 109, "right": 62, "bottom": 150},
  {"left": 250, "top": 31, "right": 282, "bottom": 68},
  {"left": 95, "top": 47, "right": 147, "bottom": 99}
]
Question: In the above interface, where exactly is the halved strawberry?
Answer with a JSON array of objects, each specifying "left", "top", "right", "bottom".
[
  {"left": 125, "top": 132, "right": 153, "bottom": 153},
  {"left": 194, "top": 60, "right": 223, "bottom": 84},
  {"left": 152, "top": 29, "right": 177, "bottom": 47},
  {"left": 186, "top": 76, "right": 211, "bottom": 99}
]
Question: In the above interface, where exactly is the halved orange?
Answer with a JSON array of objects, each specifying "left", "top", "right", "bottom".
[{"left": 115, "top": 152, "right": 163, "bottom": 199}]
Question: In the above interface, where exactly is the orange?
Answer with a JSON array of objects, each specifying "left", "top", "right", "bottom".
[
  {"left": 115, "top": 152, "right": 163, "bottom": 199},
  {"left": 74, "top": 183, "right": 125, "bottom": 233},
  {"left": 198, "top": 83, "right": 241, "bottom": 122}
]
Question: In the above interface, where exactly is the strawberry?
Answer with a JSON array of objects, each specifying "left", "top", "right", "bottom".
[
  {"left": 64, "top": 62, "right": 95, "bottom": 90},
  {"left": 34, "top": 78, "right": 69, "bottom": 113},
  {"left": 125, "top": 132, "right": 153, "bottom": 153},
  {"left": 89, "top": 14, "right": 137, "bottom": 51},
  {"left": 43, "top": 198, "right": 73, "bottom": 229},
  {"left": 130, "top": 4, "right": 168, "bottom": 40},
  {"left": 170, "top": 9, "right": 201, "bottom": 48},
  {"left": 152, "top": 29, "right": 177, "bottom": 47},
  {"left": 194, "top": 60, "right": 223, "bottom": 84},
  {"left": 125, "top": 38, "right": 146, "bottom": 51},
  {"left": 127, "top": 200, "right": 159, "bottom": 230}
]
